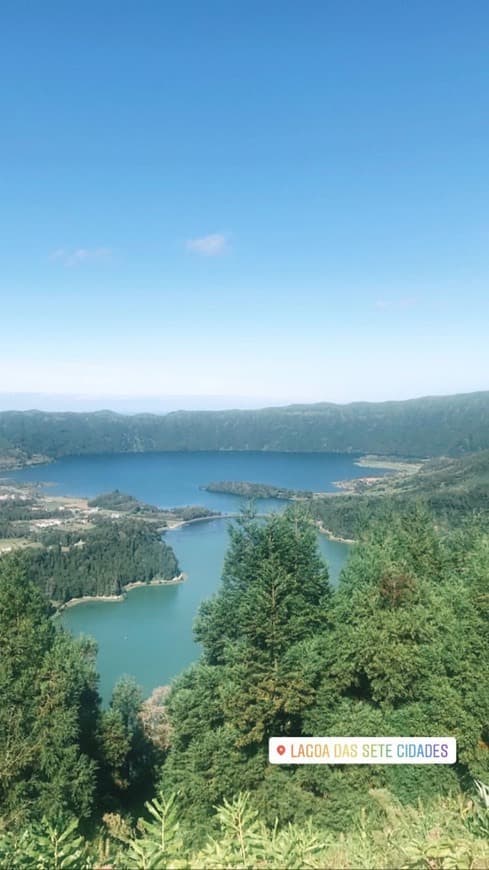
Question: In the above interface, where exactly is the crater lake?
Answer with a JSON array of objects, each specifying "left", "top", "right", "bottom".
[{"left": 7, "top": 451, "right": 390, "bottom": 701}]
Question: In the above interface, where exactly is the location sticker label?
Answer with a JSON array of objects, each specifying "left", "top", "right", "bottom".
[{"left": 269, "top": 737, "right": 457, "bottom": 764}]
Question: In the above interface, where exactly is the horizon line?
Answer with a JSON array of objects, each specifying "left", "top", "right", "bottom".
[{"left": 0, "top": 387, "right": 488, "bottom": 415}]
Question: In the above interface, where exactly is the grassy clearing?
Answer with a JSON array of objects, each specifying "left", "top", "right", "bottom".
[{"left": 0, "top": 537, "right": 42, "bottom": 554}]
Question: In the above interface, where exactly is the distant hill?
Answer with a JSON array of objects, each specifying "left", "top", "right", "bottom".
[
  {"left": 309, "top": 448, "right": 489, "bottom": 538},
  {"left": 1, "top": 390, "right": 489, "bottom": 463}
]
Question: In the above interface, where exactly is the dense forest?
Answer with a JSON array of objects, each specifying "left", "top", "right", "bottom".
[
  {"left": 203, "top": 480, "right": 314, "bottom": 499},
  {"left": 88, "top": 490, "right": 219, "bottom": 523},
  {"left": 88, "top": 490, "right": 165, "bottom": 515},
  {"left": 1, "top": 506, "right": 488, "bottom": 867},
  {"left": 2, "top": 390, "right": 489, "bottom": 464},
  {"left": 13, "top": 519, "right": 180, "bottom": 603}
]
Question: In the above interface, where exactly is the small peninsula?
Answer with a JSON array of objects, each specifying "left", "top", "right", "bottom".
[
  {"left": 0, "top": 481, "right": 218, "bottom": 607},
  {"left": 57, "top": 571, "right": 187, "bottom": 611},
  {"left": 202, "top": 480, "right": 317, "bottom": 500}
]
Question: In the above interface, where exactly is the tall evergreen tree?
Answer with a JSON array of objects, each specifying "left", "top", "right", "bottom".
[
  {"left": 301, "top": 508, "right": 489, "bottom": 817},
  {"left": 161, "top": 508, "right": 332, "bottom": 828},
  {"left": 99, "top": 676, "right": 160, "bottom": 808},
  {"left": 0, "top": 558, "right": 100, "bottom": 828},
  {"left": 161, "top": 507, "right": 489, "bottom": 833}
]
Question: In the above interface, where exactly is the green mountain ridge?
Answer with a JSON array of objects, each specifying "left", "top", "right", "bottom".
[{"left": 2, "top": 389, "right": 489, "bottom": 462}]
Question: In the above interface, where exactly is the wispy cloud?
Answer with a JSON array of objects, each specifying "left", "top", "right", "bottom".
[
  {"left": 186, "top": 233, "right": 228, "bottom": 256},
  {"left": 375, "top": 296, "right": 418, "bottom": 311},
  {"left": 49, "top": 247, "right": 113, "bottom": 267}
]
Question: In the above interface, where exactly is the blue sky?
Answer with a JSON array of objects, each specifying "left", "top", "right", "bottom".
[{"left": 1, "top": 0, "right": 488, "bottom": 409}]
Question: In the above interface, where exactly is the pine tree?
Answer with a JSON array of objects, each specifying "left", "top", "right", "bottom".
[
  {"left": 0, "top": 557, "right": 99, "bottom": 827},
  {"left": 161, "top": 508, "right": 332, "bottom": 828}
]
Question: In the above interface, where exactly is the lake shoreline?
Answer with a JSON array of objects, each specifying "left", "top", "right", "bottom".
[
  {"left": 1, "top": 449, "right": 420, "bottom": 475},
  {"left": 315, "top": 520, "right": 355, "bottom": 545},
  {"left": 164, "top": 512, "right": 269, "bottom": 531},
  {"left": 354, "top": 454, "right": 425, "bottom": 472},
  {"left": 57, "top": 491, "right": 351, "bottom": 702},
  {"left": 55, "top": 572, "right": 187, "bottom": 612},
  {"left": 164, "top": 514, "right": 238, "bottom": 530},
  {"left": 165, "top": 508, "right": 356, "bottom": 545}
]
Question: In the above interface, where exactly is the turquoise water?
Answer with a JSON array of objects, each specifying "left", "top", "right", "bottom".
[
  {"left": 60, "top": 518, "right": 349, "bottom": 703},
  {"left": 9, "top": 451, "right": 380, "bottom": 703}
]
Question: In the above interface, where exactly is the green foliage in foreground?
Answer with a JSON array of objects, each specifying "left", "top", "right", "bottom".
[
  {"left": 0, "top": 563, "right": 162, "bottom": 831},
  {"left": 160, "top": 507, "right": 489, "bottom": 834},
  {"left": 0, "top": 558, "right": 100, "bottom": 828},
  {"left": 1, "top": 505, "right": 489, "bottom": 867},
  {"left": 1, "top": 787, "right": 489, "bottom": 869}
]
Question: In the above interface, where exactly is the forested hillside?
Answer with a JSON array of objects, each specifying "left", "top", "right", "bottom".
[
  {"left": 310, "top": 449, "right": 489, "bottom": 539},
  {"left": 2, "top": 389, "right": 489, "bottom": 464},
  {"left": 1, "top": 507, "right": 488, "bottom": 868},
  {"left": 10, "top": 520, "right": 180, "bottom": 604}
]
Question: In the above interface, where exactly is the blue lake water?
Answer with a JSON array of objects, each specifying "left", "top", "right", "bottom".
[
  {"left": 7, "top": 452, "right": 387, "bottom": 702},
  {"left": 8, "top": 450, "right": 390, "bottom": 512}
]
